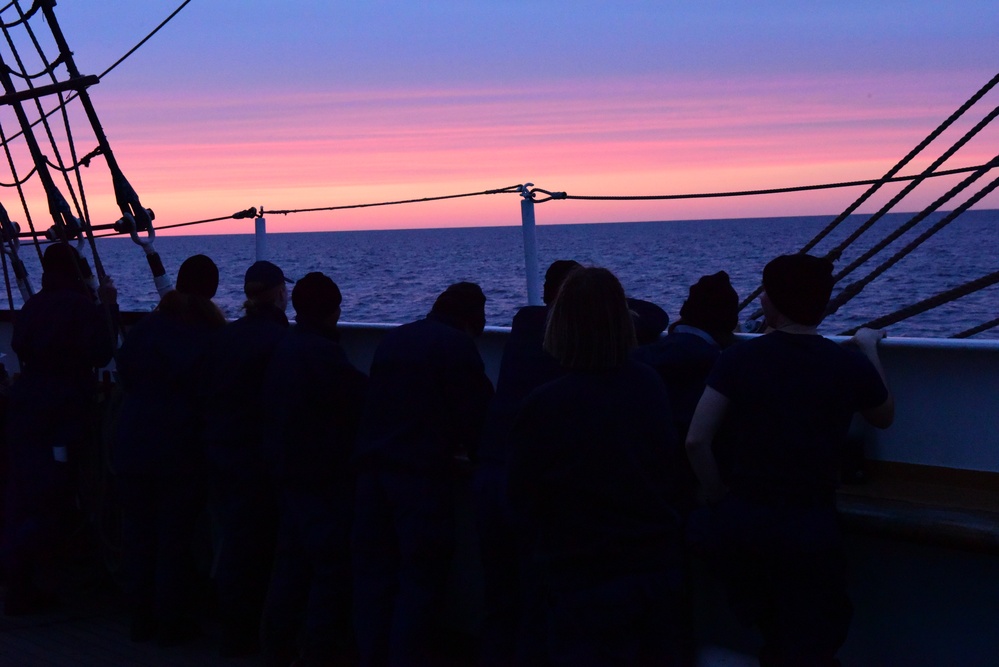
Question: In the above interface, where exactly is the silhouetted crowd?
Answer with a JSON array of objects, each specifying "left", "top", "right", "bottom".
[{"left": 0, "top": 242, "right": 894, "bottom": 667}]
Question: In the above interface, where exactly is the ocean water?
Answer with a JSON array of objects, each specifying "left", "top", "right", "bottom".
[{"left": 5, "top": 210, "right": 997, "bottom": 339}]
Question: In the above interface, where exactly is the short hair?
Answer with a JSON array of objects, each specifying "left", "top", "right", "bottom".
[
  {"left": 176, "top": 254, "right": 219, "bottom": 299},
  {"left": 544, "top": 267, "right": 636, "bottom": 371},
  {"left": 762, "top": 254, "right": 834, "bottom": 326},
  {"left": 431, "top": 281, "right": 487, "bottom": 336},
  {"left": 292, "top": 272, "right": 342, "bottom": 324},
  {"left": 543, "top": 259, "right": 582, "bottom": 304},
  {"left": 679, "top": 271, "right": 739, "bottom": 342}
]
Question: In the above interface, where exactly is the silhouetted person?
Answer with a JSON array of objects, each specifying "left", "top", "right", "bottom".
[
  {"left": 636, "top": 271, "right": 738, "bottom": 441},
  {"left": 632, "top": 271, "right": 739, "bottom": 663},
  {"left": 114, "top": 254, "right": 226, "bottom": 645},
  {"left": 259, "top": 272, "right": 368, "bottom": 667},
  {"left": 202, "top": 260, "right": 292, "bottom": 657},
  {"left": 508, "top": 266, "right": 687, "bottom": 666},
  {"left": 686, "top": 254, "right": 894, "bottom": 667},
  {"left": 2, "top": 242, "right": 117, "bottom": 615},
  {"left": 627, "top": 297, "right": 670, "bottom": 346},
  {"left": 474, "top": 258, "right": 579, "bottom": 666},
  {"left": 352, "top": 282, "right": 493, "bottom": 667}
]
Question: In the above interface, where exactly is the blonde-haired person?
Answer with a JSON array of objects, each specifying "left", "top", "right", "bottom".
[{"left": 508, "top": 266, "right": 688, "bottom": 666}]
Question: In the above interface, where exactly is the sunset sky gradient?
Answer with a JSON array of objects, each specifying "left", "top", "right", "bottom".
[{"left": 4, "top": 1, "right": 998, "bottom": 234}]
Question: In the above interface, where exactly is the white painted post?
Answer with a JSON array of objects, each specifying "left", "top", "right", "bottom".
[
  {"left": 519, "top": 184, "right": 542, "bottom": 306},
  {"left": 255, "top": 215, "right": 267, "bottom": 261}
]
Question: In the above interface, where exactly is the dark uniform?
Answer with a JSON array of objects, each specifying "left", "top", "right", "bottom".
[
  {"left": 475, "top": 304, "right": 564, "bottom": 665},
  {"left": 202, "top": 303, "right": 288, "bottom": 655},
  {"left": 691, "top": 331, "right": 888, "bottom": 666},
  {"left": 508, "top": 359, "right": 686, "bottom": 666},
  {"left": 259, "top": 319, "right": 368, "bottom": 667},
  {"left": 114, "top": 294, "right": 223, "bottom": 643},
  {"left": 2, "top": 272, "right": 115, "bottom": 615},
  {"left": 352, "top": 311, "right": 493, "bottom": 667}
]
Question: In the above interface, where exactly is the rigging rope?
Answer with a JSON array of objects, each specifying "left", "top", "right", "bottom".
[
  {"left": 0, "top": 117, "right": 42, "bottom": 263},
  {"left": 839, "top": 269, "right": 999, "bottom": 336},
  {"left": 830, "top": 156, "right": 999, "bottom": 286},
  {"left": 823, "top": 105, "right": 999, "bottom": 266},
  {"left": 0, "top": 0, "right": 191, "bottom": 151},
  {"left": 953, "top": 317, "right": 999, "bottom": 339},
  {"left": 735, "top": 71, "right": 999, "bottom": 311},
  {"left": 826, "top": 170, "right": 999, "bottom": 318}
]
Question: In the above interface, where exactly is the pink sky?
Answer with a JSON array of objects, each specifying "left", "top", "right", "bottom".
[{"left": 1, "top": 2, "right": 997, "bottom": 236}]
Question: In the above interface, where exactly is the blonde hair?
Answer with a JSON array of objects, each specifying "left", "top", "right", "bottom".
[{"left": 544, "top": 266, "right": 636, "bottom": 371}]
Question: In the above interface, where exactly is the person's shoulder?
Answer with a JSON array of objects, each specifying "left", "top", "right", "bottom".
[{"left": 511, "top": 305, "right": 547, "bottom": 328}]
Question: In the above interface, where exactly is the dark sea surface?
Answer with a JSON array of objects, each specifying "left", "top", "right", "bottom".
[{"left": 8, "top": 210, "right": 998, "bottom": 338}]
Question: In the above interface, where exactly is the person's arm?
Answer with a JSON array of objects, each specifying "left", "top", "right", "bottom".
[
  {"left": 848, "top": 327, "right": 894, "bottom": 429},
  {"left": 685, "top": 386, "right": 730, "bottom": 504}
]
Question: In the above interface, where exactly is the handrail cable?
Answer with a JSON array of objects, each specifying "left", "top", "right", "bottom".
[
  {"left": 35, "top": 163, "right": 991, "bottom": 239},
  {"left": 265, "top": 184, "right": 525, "bottom": 216},
  {"left": 549, "top": 164, "right": 988, "bottom": 202},
  {"left": 735, "top": 70, "right": 999, "bottom": 311},
  {"left": 953, "top": 317, "right": 999, "bottom": 339},
  {"left": 0, "top": 0, "right": 191, "bottom": 151},
  {"left": 839, "top": 268, "right": 999, "bottom": 336},
  {"left": 827, "top": 170, "right": 999, "bottom": 318}
]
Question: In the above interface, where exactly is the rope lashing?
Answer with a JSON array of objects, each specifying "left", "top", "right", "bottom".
[{"left": 839, "top": 269, "right": 999, "bottom": 336}]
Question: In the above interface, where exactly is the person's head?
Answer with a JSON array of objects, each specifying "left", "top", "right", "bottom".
[
  {"left": 678, "top": 271, "right": 739, "bottom": 343},
  {"left": 627, "top": 298, "right": 669, "bottom": 345},
  {"left": 430, "top": 281, "right": 487, "bottom": 336},
  {"left": 40, "top": 242, "right": 92, "bottom": 294},
  {"left": 175, "top": 254, "right": 219, "bottom": 299},
  {"left": 544, "top": 266, "right": 636, "bottom": 371},
  {"left": 244, "top": 260, "right": 292, "bottom": 312},
  {"left": 761, "top": 253, "right": 834, "bottom": 326},
  {"left": 542, "top": 259, "right": 582, "bottom": 305},
  {"left": 292, "top": 272, "right": 342, "bottom": 328}
]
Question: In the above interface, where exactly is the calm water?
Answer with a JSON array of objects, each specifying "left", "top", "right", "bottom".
[{"left": 6, "top": 210, "right": 997, "bottom": 338}]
